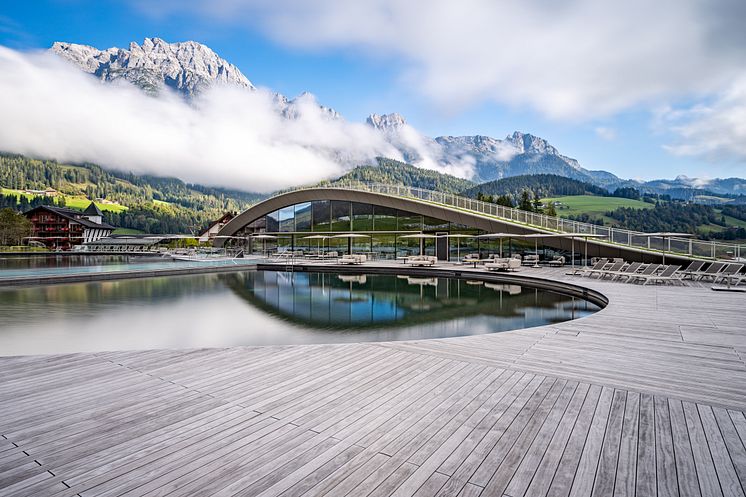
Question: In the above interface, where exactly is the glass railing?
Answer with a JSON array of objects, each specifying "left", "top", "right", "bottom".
[{"left": 275, "top": 181, "right": 744, "bottom": 261}]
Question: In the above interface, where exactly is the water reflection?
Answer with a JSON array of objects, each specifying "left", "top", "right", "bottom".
[{"left": 0, "top": 270, "right": 599, "bottom": 356}]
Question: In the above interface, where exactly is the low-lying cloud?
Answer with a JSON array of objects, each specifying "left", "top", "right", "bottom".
[{"left": 0, "top": 46, "right": 414, "bottom": 193}]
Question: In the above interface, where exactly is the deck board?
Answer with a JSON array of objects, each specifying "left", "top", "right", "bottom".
[{"left": 1, "top": 265, "right": 745, "bottom": 496}]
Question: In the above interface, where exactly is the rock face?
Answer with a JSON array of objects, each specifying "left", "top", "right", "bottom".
[
  {"left": 366, "top": 113, "right": 621, "bottom": 186},
  {"left": 51, "top": 38, "right": 254, "bottom": 97}
]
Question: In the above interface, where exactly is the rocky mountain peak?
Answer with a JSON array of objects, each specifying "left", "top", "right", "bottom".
[
  {"left": 506, "top": 131, "right": 559, "bottom": 155},
  {"left": 51, "top": 38, "right": 254, "bottom": 97},
  {"left": 366, "top": 113, "right": 407, "bottom": 132}
]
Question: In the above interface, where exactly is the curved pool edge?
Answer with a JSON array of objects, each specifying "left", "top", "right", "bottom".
[{"left": 257, "top": 262, "right": 610, "bottom": 310}]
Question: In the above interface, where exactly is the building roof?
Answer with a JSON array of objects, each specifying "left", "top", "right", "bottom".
[
  {"left": 24, "top": 205, "right": 115, "bottom": 230},
  {"left": 200, "top": 212, "right": 236, "bottom": 236},
  {"left": 83, "top": 202, "right": 104, "bottom": 217}
]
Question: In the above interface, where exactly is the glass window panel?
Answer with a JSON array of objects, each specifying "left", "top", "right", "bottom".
[
  {"left": 279, "top": 206, "right": 295, "bottom": 232},
  {"left": 351, "top": 202, "right": 374, "bottom": 231},
  {"left": 312, "top": 200, "right": 330, "bottom": 232},
  {"left": 331, "top": 201, "right": 351, "bottom": 231},
  {"left": 372, "top": 234, "right": 396, "bottom": 260},
  {"left": 397, "top": 234, "right": 420, "bottom": 258},
  {"left": 266, "top": 210, "right": 280, "bottom": 232},
  {"left": 295, "top": 202, "right": 312, "bottom": 232},
  {"left": 373, "top": 205, "right": 397, "bottom": 231},
  {"left": 424, "top": 216, "right": 449, "bottom": 231},
  {"left": 397, "top": 210, "right": 422, "bottom": 231}
]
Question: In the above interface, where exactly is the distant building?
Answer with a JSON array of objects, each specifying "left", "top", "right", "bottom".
[
  {"left": 23, "top": 202, "right": 114, "bottom": 250},
  {"left": 22, "top": 188, "right": 58, "bottom": 197},
  {"left": 82, "top": 234, "right": 173, "bottom": 253},
  {"left": 198, "top": 212, "right": 236, "bottom": 243}
]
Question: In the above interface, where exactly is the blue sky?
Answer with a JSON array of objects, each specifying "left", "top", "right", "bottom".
[{"left": 1, "top": 0, "right": 744, "bottom": 181}]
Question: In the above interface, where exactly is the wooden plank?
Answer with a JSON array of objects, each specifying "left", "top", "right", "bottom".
[
  {"left": 683, "top": 401, "right": 725, "bottom": 497},
  {"left": 590, "top": 389, "right": 627, "bottom": 497}
]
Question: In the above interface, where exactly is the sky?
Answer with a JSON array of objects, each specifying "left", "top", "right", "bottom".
[{"left": 1, "top": 0, "right": 745, "bottom": 188}]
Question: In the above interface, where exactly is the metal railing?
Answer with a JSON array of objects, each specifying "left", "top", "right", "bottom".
[{"left": 276, "top": 181, "right": 744, "bottom": 261}]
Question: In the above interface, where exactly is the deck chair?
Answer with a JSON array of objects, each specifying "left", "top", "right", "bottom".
[
  {"left": 680, "top": 260, "right": 705, "bottom": 279},
  {"left": 579, "top": 259, "right": 608, "bottom": 277},
  {"left": 604, "top": 261, "right": 643, "bottom": 282},
  {"left": 713, "top": 263, "right": 745, "bottom": 284},
  {"left": 589, "top": 260, "right": 625, "bottom": 278},
  {"left": 627, "top": 264, "right": 661, "bottom": 284},
  {"left": 641, "top": 265, "right": 683, "bottom": 285},
  {"left": 693, "top": 262, "right": 727, "bottom": 282}
]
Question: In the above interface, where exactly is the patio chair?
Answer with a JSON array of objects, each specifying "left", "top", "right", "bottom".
[
  {"left": 713, "top": 263, "right": 744, "bottom": 284},
  {"left": 589, "top": 260, "right": 625, "bottom": 278},
  {"left": 626, "top": 264, "right": 661, "bottom": 284},
  {"left": 603, "top": 261, "right": 643, "bottom": 281},
  {"left": 639, "top": 265, "right": 683, "bottom": 285},
  {"left": 485, "top": 258, "right": 521, "bottom": 272},
  {"left": 692, "top": 262, "right": 727, "bottom": 282},
  {"left": 579, "top": 259, "right": 609, "bottom": 277},
  {"left": 680, "top": 260, "right": 706, "bottom": 279}
]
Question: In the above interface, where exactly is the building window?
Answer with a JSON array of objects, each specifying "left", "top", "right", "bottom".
[
  {"left": 351, "top": 202, "right": 374, "bottom": 231},
  {"left": 295, "top": 202, "right": 312, "bottom": 232},
  {"left": 312, "top": 200, "right": 331, "bottom": 232},
  {"left": 330, "top": 201, "right": 351, "bottom": 231}
]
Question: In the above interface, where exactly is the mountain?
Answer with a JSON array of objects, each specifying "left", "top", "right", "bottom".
[
  {"left": 48, "top": 38, "right": 745, "bottom": 199},
  {"left": 321, "top": 157, "right": 475, "bottom": 194},
  {"left": 642, "top": 175, "right": 746, "bottom": 196},
  {"left": 52, "top": 38, "right": 254, "bottom": 97},
  {"left": 461, "top": 174, "right": 608, "bottom": 199},
  {"left": 0, "top": 153, "right": 263, "bottom": 233},
  {"left": 365, "top": 113, "right": 624, "bottom": 187}
]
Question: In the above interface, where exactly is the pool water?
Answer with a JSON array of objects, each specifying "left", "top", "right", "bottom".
[{"left": 0, "top": 270, "right": 600, "bottom": 356}]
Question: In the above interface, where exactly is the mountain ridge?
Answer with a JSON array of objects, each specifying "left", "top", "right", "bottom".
[{"left": 47, "top": 37, "right": 746, "bottom": 196}]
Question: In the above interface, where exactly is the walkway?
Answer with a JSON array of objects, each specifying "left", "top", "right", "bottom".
[{"left": 0, "top": 265, "right": 744, "bottom": 496}]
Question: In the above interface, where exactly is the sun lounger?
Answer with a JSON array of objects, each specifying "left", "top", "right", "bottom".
[
  {"left": 680, "top": 260, "right": 706, "bottom": 279},
  {"left": 626, "top": 264, "right": 661, "bottom": 284},
  {"left": 579, "top": 259, "right": 609, "bottom": 277},
  {"left": 713, "top": 263, "right": 744, "bottom": 284},
  {"left": 639, "top": 265, "right": 683, "bottom": 285},
  {"left": 603, "top": 261, "right": 643, "bottom": 281},
  {"left": 589, "top": 260, "right": 625, "bottom": 278},
  {"left": 691, "top": 262, "right": 727, "bottom": 282}
]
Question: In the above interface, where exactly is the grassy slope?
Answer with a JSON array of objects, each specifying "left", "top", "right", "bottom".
[
  {"left": 542, "top": 195, "right": 653, "bottom": 224},
  {"left": 544, "top": 194, "right": 746, "bottom": 238},
  {"left": 1, "top": 187, "right": 128, "bottom": 213}
]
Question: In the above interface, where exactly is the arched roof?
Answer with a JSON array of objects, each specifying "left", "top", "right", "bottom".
[{"left": 215, "top": 187, "right": 692, "bottom": 263}]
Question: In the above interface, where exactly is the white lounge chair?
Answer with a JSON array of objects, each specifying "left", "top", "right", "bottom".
[
  {"left": 484, "top": 258, "right": 521, "bottom": 272},
  {"left": 626, "top": 264, "right": 661, "bottom": 284},
  {"left": 639, "top": 265, "right": 683, "bottom": 285}
]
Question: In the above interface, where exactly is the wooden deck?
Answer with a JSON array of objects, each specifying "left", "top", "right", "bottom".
[{"left": 1, "top": 266, "right": 745, "bottom": 496}]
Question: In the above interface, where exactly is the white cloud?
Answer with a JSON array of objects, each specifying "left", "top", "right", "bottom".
[
  {"left": 661, "top": 77, "right": 746, "bottom": 163},
  {"left": 138, "top": 0, "right": 746, "bottom": 121},
  {"left": 594, "top": 127, "right": 617, "bottom": 141},
  {"left": 0, "top": 46, "right": 407, "bottom": 193}
]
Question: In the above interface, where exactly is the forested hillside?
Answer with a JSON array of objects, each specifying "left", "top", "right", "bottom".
[
  {"left": 320, "top": 158, "right": 475, "bottom": 194},
  {"left": 0, "top": 154, "right": 263, "bottom": 233},
  {"left": 462, "top": 174, "right": 608, "bottom": 199}
]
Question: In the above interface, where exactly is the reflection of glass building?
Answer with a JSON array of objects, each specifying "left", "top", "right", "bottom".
[{"left": 233, "top": 199, "right": 497, "bottom": 259}]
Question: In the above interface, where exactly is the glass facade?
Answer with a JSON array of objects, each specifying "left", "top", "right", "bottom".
[{"left": 236, "top": 199, "right": 504, "bottom": 260}]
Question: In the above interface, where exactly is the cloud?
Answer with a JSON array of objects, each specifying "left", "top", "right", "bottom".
[
  {"left": 594, "top": 127, "right": 617, "bottom": 141},
  {"left": 0, "top": 46, "right": 412, "bottom": 193},
  {"left": 137, "top": 0, "right": 746, "bottom": 121},
  {"left": 661, "top": 76, "right": 746, "bottom": 163}
]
